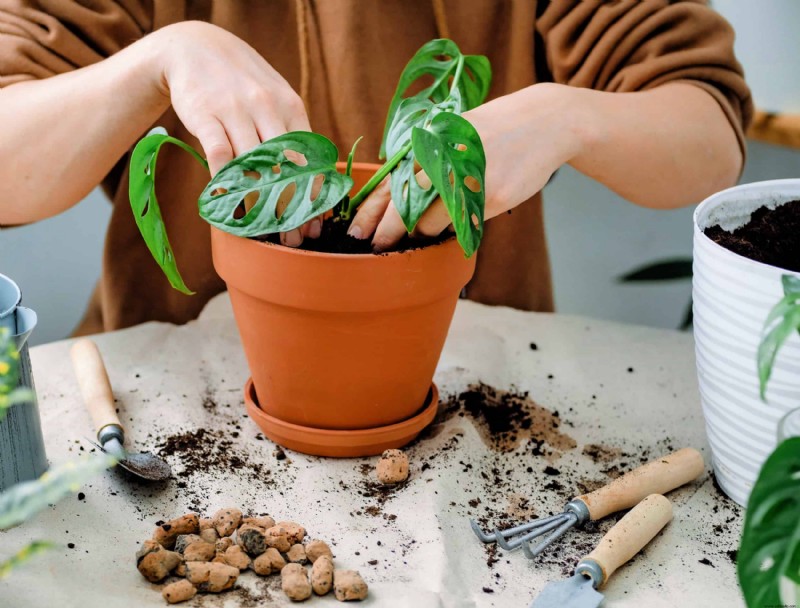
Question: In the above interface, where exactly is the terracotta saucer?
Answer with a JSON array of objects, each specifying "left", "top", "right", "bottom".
[{"left": 244, "top": 378, "right": 439, "bottom": 458}]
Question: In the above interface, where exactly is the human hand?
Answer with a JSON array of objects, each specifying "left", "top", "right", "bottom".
[
  {"left": 149, "top": 21, "right": 318, "bottom": 245},
  {"left": 349, "top": 83, "right": 589, "bottom": 251}
]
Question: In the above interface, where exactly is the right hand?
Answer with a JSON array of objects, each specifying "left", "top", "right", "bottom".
[{"left": 148, "top": 21, "right": 317, "bottom": 245}]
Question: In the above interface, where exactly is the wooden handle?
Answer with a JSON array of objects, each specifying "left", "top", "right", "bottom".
[
  {"left": 582, "top": 494, "right": 673, "bottom": 586},
  {"left": 70, "top": 338, "right": 123, "bottom": 437},
  {"left": 577, "top": 447, "right": 704, "bottom": 521}
]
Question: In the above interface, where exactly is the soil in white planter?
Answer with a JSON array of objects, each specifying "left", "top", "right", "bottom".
[{"left": 704, "top": 199, "right": 800, "bottom": 271}]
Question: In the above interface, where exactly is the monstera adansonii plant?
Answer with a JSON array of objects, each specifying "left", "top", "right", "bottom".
[{"left": 129, "top": 38, "right": 492, "bottom": 294}]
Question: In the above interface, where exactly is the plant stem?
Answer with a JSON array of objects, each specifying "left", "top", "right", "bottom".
[{"left": 342, "top": 141, "right": 412, "bottom": 218}]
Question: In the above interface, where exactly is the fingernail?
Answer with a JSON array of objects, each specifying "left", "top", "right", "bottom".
[
  {"left": 372, "top": 238, "right": 387, "bottom": 253},
  {"left": 347, "top": 224, "right": 363, "bottom": 240},
  {"left": 308, "top": 218, "right": 322, "bottom": 239},
  {"left": 283, "top": 228, "right": 303, "bottom": 247}
]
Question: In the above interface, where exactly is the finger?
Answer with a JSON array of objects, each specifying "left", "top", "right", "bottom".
[
  {"left": 300, "top": 217, "right": 322, "bottom": 239},
  {"left": 283, "top": 92, "right": 312, "bottom": 132},
  {"left": 253, "top": 109, "right": 286, "bottom": 143},
  {"left": 222, "top": 114, "right": 262, "bottom": 158},
  {"left": 348, "top": 177, "right": 391, "bottom": 240},
  {"left": 372, "top": 203, "right": 409, "bottom": 252},
  {"left": 412, "top": 198, "right": 451, "bottom": 238},
  {"left": 280, "top": 228, "right": 303, "bottom": 248},
  {"left": 194, "top": 118, "right": 233, "bottom": 177}
]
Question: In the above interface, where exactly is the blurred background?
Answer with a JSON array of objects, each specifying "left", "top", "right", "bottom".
[{"left": 2, "top": 1, "right": 799, "bottom": 346}]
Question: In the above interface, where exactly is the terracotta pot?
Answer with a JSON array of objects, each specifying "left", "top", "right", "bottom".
[{"left": 211, "top": 163, "right": 476, "bottom": 457}]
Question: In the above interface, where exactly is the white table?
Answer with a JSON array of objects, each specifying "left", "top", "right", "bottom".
[{"left": 0, "top": 296, "right": 744, "bottom": 607}]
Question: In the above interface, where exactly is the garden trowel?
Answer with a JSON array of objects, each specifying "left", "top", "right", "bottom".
[
  {"left": 71, "top": 338, "right": 171, "bottom": 482},
  {"left": 529, "top": 494, "right": 672, "bottom": 608}
]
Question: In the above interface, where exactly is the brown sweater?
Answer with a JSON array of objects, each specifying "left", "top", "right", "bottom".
[{"left": 0, "top": 0, "right": 752, "bottom": 335}]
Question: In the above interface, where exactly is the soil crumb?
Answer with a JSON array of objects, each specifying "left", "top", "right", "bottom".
[
  {"left": 582, "top": 444, "right": 623, "bottom": 464},
  {"left": 704, "top": 199, "right": 800, "bottom": 272},
  {"left": 443, "top": 383, "right": 577, "bottom": 454}
]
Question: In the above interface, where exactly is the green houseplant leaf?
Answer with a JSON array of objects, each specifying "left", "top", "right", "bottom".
[
  {"left": 0, "top": 455, "right": 116, "bottom": 530},
  {"left": 412, "top": 112, "right": 486, "bottom": 257},
  {"left": 758, "top": 276, "right": 800, "bottom": 400},
  {"left": 198, "top": 132, "right": 353, "bottom": 237},
  {"left": 0, "top": 328, "right": 33, "bottom": 420},
  {"left": 0, "top": 541, "right": 54, "bottom": 579},
  {"left": 738, "top": 437, "right": 800, "bottom": 607},
  {"left": 129, "top": 128, "right": 208, "bottom": 295},
  {"left": 380, "top": 38, "right": 491, "bottom": 158}
]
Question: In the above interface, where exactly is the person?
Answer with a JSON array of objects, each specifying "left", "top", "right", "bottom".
[{"left": 0, "top": 1, "right": 752, "bottom": 336}]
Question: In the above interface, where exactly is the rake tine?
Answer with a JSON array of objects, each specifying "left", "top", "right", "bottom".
[
  {"left": 522, "top": 514, "right": 579, "bottom": 560},
  {"left": 495, "top": 516, "right": 570, "bottom": 551},
  {"left": 469, "top": 519, "right": 497, "bottom": 543},
  {"left": 471, "top": 511, "right": 570, "bottom": 545}
]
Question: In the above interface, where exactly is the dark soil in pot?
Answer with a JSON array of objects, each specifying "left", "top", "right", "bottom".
[
  {"left": 257, "top": 217, "right": 450, "bottom": 255},
  {"left": 704, "top": 199, "right": 800, "bottom": 271}
]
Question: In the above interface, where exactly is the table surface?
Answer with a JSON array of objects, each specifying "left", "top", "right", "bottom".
[{"left": 0, "top": 295, "right": 744, "bottom": 608}]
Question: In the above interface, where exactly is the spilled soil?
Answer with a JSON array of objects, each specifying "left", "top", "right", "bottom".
[
  {"left": 704, "top": 199, "right": 800, "bottom": 271},
  {"left": 442, "top": 383, "right": 577, "bottom": 455}
]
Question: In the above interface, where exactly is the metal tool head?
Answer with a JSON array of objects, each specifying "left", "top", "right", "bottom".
[
  {"left": 529, "top": 573, "right": 603, "bottom": 608},
  {"left": 97, "top": 435, "right": 172, "bottom": 482}
]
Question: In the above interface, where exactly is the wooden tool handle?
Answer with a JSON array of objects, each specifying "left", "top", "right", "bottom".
[
  {"left": 70, "top": 338, "right": 123, "bottom": 436},
  {"left": 581, "top": 494, "right": 673, "bottom": 586},
  {"left": 577, "top": 447, "right": 704, "bottom": 521}
]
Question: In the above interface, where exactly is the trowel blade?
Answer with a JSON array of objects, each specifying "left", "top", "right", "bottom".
[{"left": 529, "top": 574, "right": 604, "bottom": 608}]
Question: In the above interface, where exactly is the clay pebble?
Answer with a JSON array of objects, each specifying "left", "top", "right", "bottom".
[
  {"left": 183, "top": 540, "right": 216, "bottom": 562},
  {"left": 287, "top": 543, "right": 308, "bottom": 564},
  {"left": 281, "top": 563, "right": 312, "bottom": 601},
  {"left": 276, "top": 521, "right": 306, "bottom": 544},
  {"left": 242, "top": 515, "right": 276, "bottom": 529},
  {"left": 305, "top": 539, "right": 333, "bottom": 563},
  {"left": 185, "top": 562, "right": 239, "bottom": 593},
  {"left": 162, "top": 579, "right": 196, "bottom": 604},
  {"left": 237, "top": 524, "right": 269, "bottom": 555},
  {"left": 212, "top": 507, "right": 242, "bottom": 537},
  {"left": 136, "top": 541, "right": 182, "bottom": 583},
  {"left": 264, "top": 525, "right": 292, "bottom": 553},
  {"left": 334, "top": 570, "right": 368, "bottom": 601},
  {"left": 311, "top": 555, "right": 334, "bottom": 596},
  {"left": 252, "top": 547, "right": 287, "bottom": 575},
  {"left": 153, "top": 514, "right": 200, "bottom": 549},
  {"left": 223, "top": 545, "right": 251, "bottom": 571},
  {"left": 376, "top": 449, "right": 409, "bottom": 484}
]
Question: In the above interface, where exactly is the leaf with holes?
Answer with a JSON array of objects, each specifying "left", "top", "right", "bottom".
[
  {"left": 198, "top": 132, "right": 352, "bottom": 237},
  {"left": 380, "top": 38, "right": 491, "bottom": 158},
  {"left": 738, "top": 437, "right": 800, "bottom": 607},
  {"left": 411, "top": 112, "right": 485, "bottom": 257},
  {"left": 129, "top": 128, "right": 208, "bottom": 295}
]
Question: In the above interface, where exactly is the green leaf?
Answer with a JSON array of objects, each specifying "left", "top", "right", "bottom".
[
  {"left": 738, "top": 438, "right": 800, "bottom": 607},
  {"left": 346, "top": 136, "right": 363, "bottom": 178},
  {"left": 129, "top": 128, "right": 208, "bottom": 295},
  {"left": 618, "top": 259, "right": 693, "bottom": 282},
  {"left": 380, "top": 39, "right": 491, "bottom": 158},
  {"left": 411, "top": 112, "right": 486, "bottom": 257},
  {"left": 783, "top": 275, "right": 800, "bottom": 294},
  {"left": 0, "top": 541, "right": 54, "bottom": 579},
  {"left": 0, "top": 327, "right": 20, "bottom": 396},
  {"left": 758, "top": 289, "right": 800, "bottom": 400},
  {"left": 198, "top": 132, "right": 353, "bottom": 237},
  {"left": 0, "top": 455, "right": 116, "bottom": 530}
]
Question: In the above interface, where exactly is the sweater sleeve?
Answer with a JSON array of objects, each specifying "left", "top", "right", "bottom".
[
  {"left": 0, "top": 0, "right": 152, "bottom": 87},
  {"left": 536, "top": 0, "right": 753, "bottom": 158}
]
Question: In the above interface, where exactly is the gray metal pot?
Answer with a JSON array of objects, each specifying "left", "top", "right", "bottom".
[{"left": 0, "top": 272, "right": 47, "bottom": 491}]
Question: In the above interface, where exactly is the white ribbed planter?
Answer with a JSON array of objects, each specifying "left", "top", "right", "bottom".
[{"left": 693, "top": 179, "right": 800, "bottom": 506}]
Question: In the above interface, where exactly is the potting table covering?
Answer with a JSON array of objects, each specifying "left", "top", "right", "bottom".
[{"left": 1, "top": 295, "right": 745, "bottom": 607}]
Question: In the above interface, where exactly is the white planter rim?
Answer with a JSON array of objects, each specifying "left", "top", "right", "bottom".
[{"left": 693, "top": 178, "right": 800, "bottom": 280}]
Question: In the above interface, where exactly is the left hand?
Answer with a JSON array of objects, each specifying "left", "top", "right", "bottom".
[{"left": 349, "top": 83, "right": 588, "bottom": 251}]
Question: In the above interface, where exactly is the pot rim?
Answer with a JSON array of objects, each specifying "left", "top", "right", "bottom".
[{"left": 693, "top": 178, "right": 800, "bottom": 278}]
